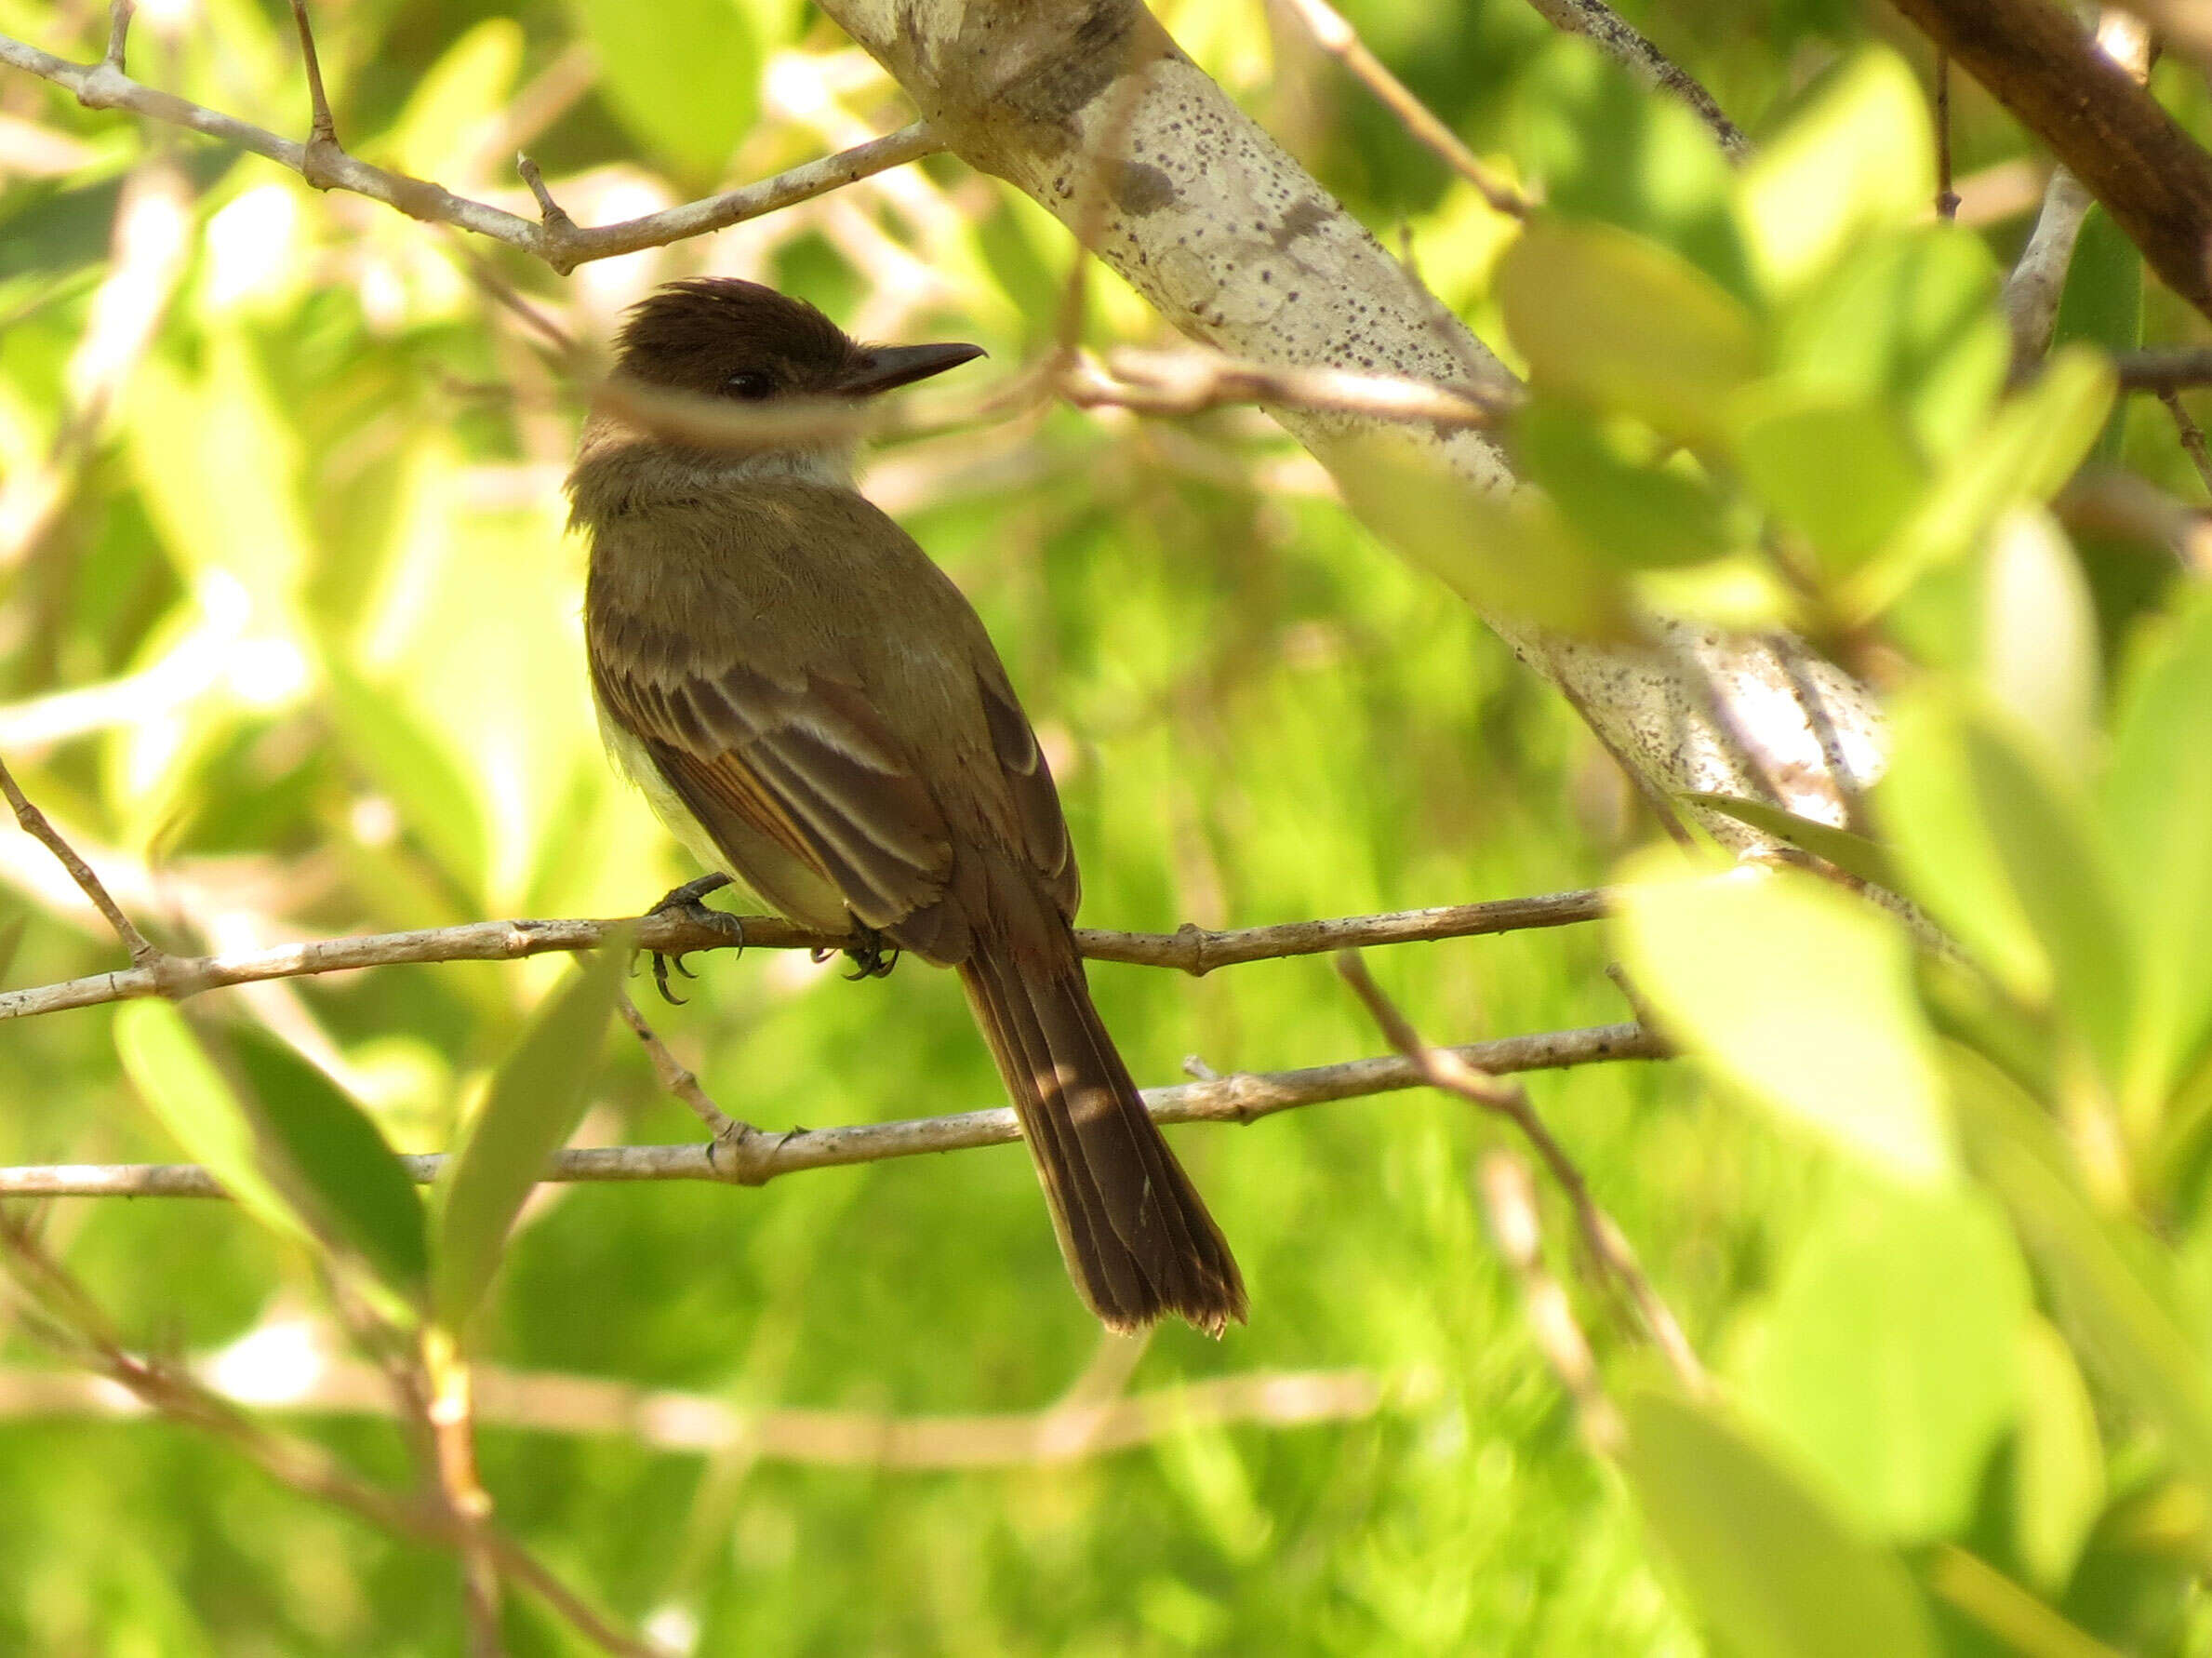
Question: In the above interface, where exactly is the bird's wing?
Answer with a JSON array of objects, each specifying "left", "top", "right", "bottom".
[{"left": 591, "top": 639, "right": 964, "bottom": 945}]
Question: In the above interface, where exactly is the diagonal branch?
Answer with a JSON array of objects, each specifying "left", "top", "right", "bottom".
[
  {"left": 0, "top": 1020, "right": 1669, "bottom": 1198},
  {"left": 0, "top": 756, "right": 155, "bottom": 965},
  {"left": 1516, "top": 0, "right": 1750, "bottom": 161},
  {"left": 0, "top": 20, "right": 940, "bottom": 274}
]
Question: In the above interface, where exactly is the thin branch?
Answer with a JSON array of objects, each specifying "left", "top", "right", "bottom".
[
  {"left": 2001, "top": 166, "right": 2094, "bottom": 371},
  {"left": 1276, "top": 0, "right": 1530, "bottom": 216},
  {"left": 0, "top": 1020, "right": 1669, "bottom": 1199},
  {"left": 0, "top": 1353, "right": 1387, "bottom": 1469},
  {"left": 0, "top": 1220, "right": 662, "bottom": 1658},
  {"left": 1059, "top": 346, "right": 1517, "bottom": 430},
  {"left": 1335, "top": 953, "right": 1703, "bottom": 1391},
  {"left": 0, "top": 889, "right": 1609, "bottom": 1023},
  {"left": 615, "top": 991, "right": 745, "bottom": 1143},
  {"left": 1517, "top": 0, "right": 1751, "bottom": 162},
  {"left": 1935, "top": 52, "right": 1959, "bottom": 219},
  {"left": 1475, "top": 1151, "right": 1624, "bottom": 1451},
  {"left": 2116, "top": 348, "right": 2212, "bottom": 394},
  {"left": 0, "top": 755, "right": 155, "bottom": 964},
  {"left": 0, "top": 22, "right": 940, "bottom": 274},
  {"left": 2161, "top": 390, "right": 2212, "bottom": 497}
]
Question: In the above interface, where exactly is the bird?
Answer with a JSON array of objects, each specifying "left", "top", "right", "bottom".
[{"left": 567, "top": 277, "right": 1246, "bottom": 1334}]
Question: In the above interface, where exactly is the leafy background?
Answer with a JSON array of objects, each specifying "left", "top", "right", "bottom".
[{"left": 0, "top": 0, "right": 2207, "bottom": 1651}]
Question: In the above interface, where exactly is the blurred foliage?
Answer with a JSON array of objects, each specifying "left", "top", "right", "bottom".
[{"left": 0, "top": 0, "right": 2208, "bottom": 1653}]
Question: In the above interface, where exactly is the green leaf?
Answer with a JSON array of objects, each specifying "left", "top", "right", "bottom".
[
  {"left": 226, "top": 1028, "right": 430, "bottom": 1304},
  {"left": 1513, "top": 400, "right": 1732, "bottom": 568},
  {"left": 113, "top": 1002, "right": 312, "bottom": 1246},
  {"left": 2051, "top": 207, "right": 2141, "bottom": 465},
  {"left": 1509, "top": 35, "right": 1752, "bottom": 301},
  {"left": 1846, "top": 346, "right": 2116, "bottom": 622},
  {"left": 571, "top": 0, "right": 757, "bottom": 184},
  {"left": 1733, "top": 394, "right": 1926, "bottom": 579},
  {"left": 1496, "top": 218, "right": 1759, "bottom": 445},
  {"left": 1958, "top": 709, "right": 2135, "bottom": 1093},
  {"left": 379, "top": 20, "right": 523, "bottom": 181},
  {"left": 1739, "top": 1183, "right": 2029, "bottom": 1538},
  {"left": 2013, "top": 1316, "right": 2107, "bottom": 1592},
  {"left": 1620, "top": 1390, "right": 1939, "bottom": 1658},
  {"left": 1677, "top": 793, "right": 1896, "bottom": 888},
  {"left": 1949, "top": 1045, "right": 2212, "bottom": 1501},
  {"left": 1767, "top": 226, "right": 2007, "bottom": 463},
  {"left": 1613, "top": 851, "right": 1954, "bottom": 1183},
  {"left": 1977, "top": 509, "right": 2099, "bottom": 777},
  {"left": 2102, "top": 591, "right": 2212, "bottom": 1111},
  {"left": 1739, "top": 47, "right": 1934, "bottom": 296},
  {"left": 431, "top": 940, "right": 627, "bottom": 1332},
  {"left": 1877, "top": 692, "right": 2051, "bottom": 1006},
  {"left": 1331, "top": 432, "right": 1632, "bottom": 636}
]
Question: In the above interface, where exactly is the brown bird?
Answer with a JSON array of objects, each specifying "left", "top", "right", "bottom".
[{"left": 568, "top": 278, "right": 1246, "bottom": 1333}]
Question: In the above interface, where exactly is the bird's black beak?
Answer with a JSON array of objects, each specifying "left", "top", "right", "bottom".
[{"left": 834, "top": 341, "right": 987, "bottom": 397}]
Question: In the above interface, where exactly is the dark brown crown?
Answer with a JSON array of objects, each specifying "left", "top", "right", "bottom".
[{"left": 612, "top": 278, "right": 860, "bottom": 399}]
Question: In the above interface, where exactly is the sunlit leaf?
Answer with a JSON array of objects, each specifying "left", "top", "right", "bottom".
[
  {"left": 1514, "top": 400, "right": 1732, "bottom": 568},
  {"left": 226, "top": 1027, "right": 429, "bottom": 1304},
  {"left": 571, "top": 0, "right": 757, "bottom": 184},
  {"left": 1739, "top": 47, "right": 1933, "bottom": 295},
  {"left": 1677, "top": 793, "right": 1895, "bottom": 888},
  {"left": 379, "top": 20, "right": 524, "bottom": 181},
  {"left": 1949, "top": 1046, "right": 2212, "bottom": 1500},
  {"left": 1739, "top": 1183, "right": 2028, "bottom": 1538},
  {"left": 1845, "top": 346, "right": 2115, "bottom": 622},
  {"left": 1613, "top": 852, "right": 1953, "bottom": 1183},
  {"left": 1333, "top": 432, "right": 1632, "bottom": 636},
  {"left": 1732, "top": 394, "right": 1926, "bottom": 579},
  {"left": 1621, "top": 1390, "right": 1938, "bottom": 1658},
  {"left": 2102, "top": 592, "right": 2212, "bottom": 1112},
  {"left": 325, "top": 661, "right": 487, "bottom": 895},
  {"left": 1496, "top": 218, "right": 1758, "bottom": 445},
  {"left": 113, "top": 1002, "right": 312, "bottom": 1246},
  {"left": 2013, "top": 1316, "right": 2107, "bottom": 1592},
  {"left": 1978, "top": 509, "right": 2099, "bottom": 778},
  {"left": 2051, "top": 207, "right": 2141, "bottom": 465},
  {"left": 431, "top": 939, "right": 627, "bottom": 1332}
]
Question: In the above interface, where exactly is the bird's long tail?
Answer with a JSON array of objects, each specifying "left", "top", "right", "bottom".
[{"left": 959, "top": 941, "right": 1246, "bottom": 1334}]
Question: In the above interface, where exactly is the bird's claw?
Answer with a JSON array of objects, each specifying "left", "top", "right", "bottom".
[{"left": 642, "top": 873, "right": 744, "bottom": 1007}]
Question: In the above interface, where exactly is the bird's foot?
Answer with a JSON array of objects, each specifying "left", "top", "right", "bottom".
[
  {"left": 643, "top": 873, "right": 745, "bottom": 1005},
  {"left": 811, "top": 921, "right": 899, "bottom": 981}
]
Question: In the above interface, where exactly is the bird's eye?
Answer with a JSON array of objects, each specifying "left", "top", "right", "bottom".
[{"left": 723, "top": 370, "right": 775, "bottom": 401}]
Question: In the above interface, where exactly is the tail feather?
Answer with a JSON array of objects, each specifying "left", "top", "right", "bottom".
[{"left": 961, "top": 943, "right": 1246, "bottom": 1334}]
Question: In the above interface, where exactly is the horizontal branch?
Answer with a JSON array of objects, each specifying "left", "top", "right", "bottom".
[
  {"left": 1, "top": 1356, "right": 1387, "bottom": 1468},
  {"left": 0, "top": 22, "right": 939, "bottom": 273},
  {"left": 1060, "top": 347, "right": 1518, "bottom": 429},
  {"left": 2114, "top": 348, "right": 2212, "bottom": 394},
  {"left": 0, "top": 889, "right": 1607, "bottom": 1022},
  {"left": 0, "top": 1020, "right": 1666, "bottom": 1197}
]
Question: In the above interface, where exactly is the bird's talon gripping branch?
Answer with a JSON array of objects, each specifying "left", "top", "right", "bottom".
[
  {"left": 843, "top": 925, "right": 899, "bottom": 981},
  {"left": 644, "top": 872, "right": 743, "bottom": 1004}
]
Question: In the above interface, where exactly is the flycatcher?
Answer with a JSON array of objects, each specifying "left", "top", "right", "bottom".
[{"left": 569, "top": 278, "right": 1246, "bottom": 1334}]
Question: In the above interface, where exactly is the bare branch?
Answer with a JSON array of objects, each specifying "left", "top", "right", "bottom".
[
  {"left": 0, "top": 22, "right": 939, "bottom": 274},
  {"left": 615, "top": 991, "right": 747, "bottom": 1143},
  {"left": 1517, "top": 0, "right": 1750, "bottom": 162},
  {"left": 2161, "top": 390, "right": 2212, "bottom": 498},
  {"left": 1335, "top": 953, "right": 1703, "bottom": 1391},
  {"left": 0, "top": 756, "right": 155, "bottom": 965},
  {"left": 1276, "top": 0, "right": 1530, "bottom": 216},
  {"left": 0, "top": 1351, "right": 1386, "bottom": 1469},
  {"left": 2118, "top": 350, "right": 2212, "bottom": 394},
  {"left": 1475, "top": 1151, "right": 1624, "bottom": 1451},
  {"left": 1934, "top": 52, "right": 1960, "bottom": 220},
  {"left": 1059, "top": 346, "right": 1517, "bottom": 429},
  {"left": 0, "top": 889, "right": 1608, "bottom": 1023},
  {"left": 0, "top": 1020, "right": 1668, "bottom": 1199}
]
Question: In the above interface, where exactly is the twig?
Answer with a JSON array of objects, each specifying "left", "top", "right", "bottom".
[
  {"left": 0, "top": 21, "right": 940, "bottom": 274},
  {"left": 1277, "top": 0, "right": 1530, "bottom": 216},
  {"left": 1516, "top": 0, "right": 1751, "bottom": 162},
  {"left": 0, "top": 1220, "right": 662, "bottom": 1658},
  {"left": 2160, "top": 390, "right": 2212, "bottom": 496},
  {"left": 419, "top": 1328, "right": 502, "bottom": 1658},
  {"left": 615, "top": 991, "right": 747, "bottom": 1143},
  {"left": 0, "top": 889, "right": 1610, "bottom": 1023},
  {"left": 0, "top": 755, "right": 155, "bottom": 964},
  {"left": 1334, "top": 952, "right": 1703, "bottom": 1391},
  {"left": 1935, "top": 52, "right": 1959, "bottom": 219},
  {"left": 0, "top": 1352, "right": 1388, "bottom": 1468},
  {"left": 2115, "top": 349, "right": 2212, "bottom": 394},
  {"left": 1059, "top": 346, "right": 1518, "bottom": 429},
  {"left": 0, "top": 1020, "right": 1669, "bottom": 1198},
  {"left": 1475, "top": 1151, "right": 1624, "bottom": 1451}
]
